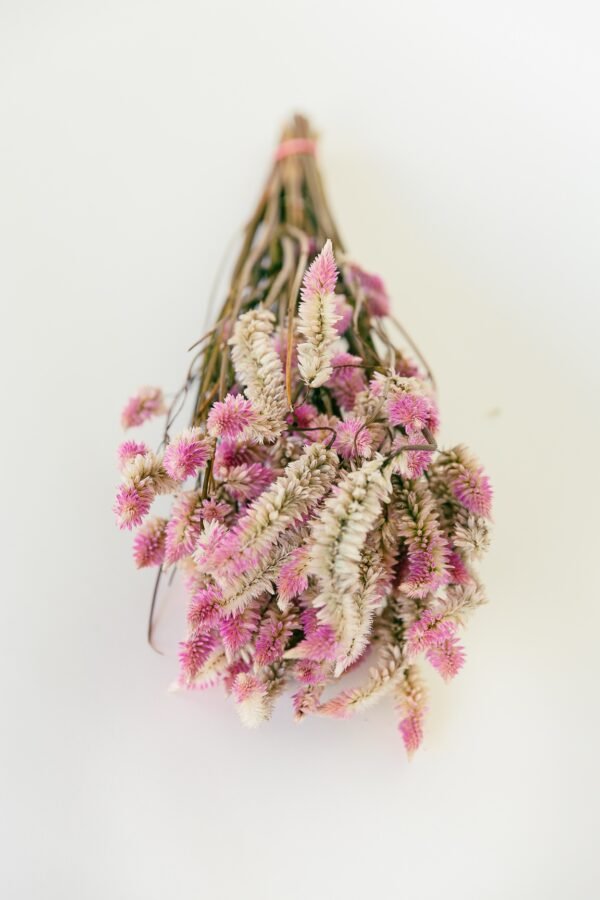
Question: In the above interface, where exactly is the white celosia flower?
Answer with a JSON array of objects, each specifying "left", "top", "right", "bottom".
[
  {"left": 453, "top": 512, "right": 491, "bottom": 559},
  {"left": 121, "top": 450, "right": 178, "bottom": 495},
  {"left": 308, "top": 455, "right": 393, "bottom": 673},
  {"left": 297, "top": 239, "right": 341, "bottom": 388},
  {"left": 229, "top": 308, "right": 287, "bottom": 437}
]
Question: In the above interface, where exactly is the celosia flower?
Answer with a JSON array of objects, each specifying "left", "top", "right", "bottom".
[
  {"left": 207, "top": 393, "right": 258, "bottom": 440},
  {"left": 276, "top": 547, "right": 309, "bottom": 608},
  {"left": 229, "top": 309, "right": 287, "bottom": 438},
  {"left": 164, "top": 491, "right": 204, "bottom": 564},
  {"left": 297, "top": 239, "right": 340, "bottom": 387},
  {"left": 406, "top": 609, "right": 457, "bottom": 656},
  {"left": 121, "top": 450, "right": 178, "bottom": 496},
  {"left": 347, "top": 263, "right": 391, "bottom": 318},
  {"left": 254, "top": 610, "right": 295, "bottom": 667},
  {"left": 113, "top": 482, "right": 154, "bottom": 530},
  {"left": 334, "top": 296, "right": 353, "bottom": 334},
  {"left": 163, "top": 428, "right": 211, "bottom": 481},
  {"left": 121, "top": 386, "right": 165, "bottom": 429},
  {"left": 334, "top": 417, "right": 373, "bottom": 459},
  {"left": 327, "top": 352, "right": 366, "bottom": 411},
  {"left": 450, "top": 464, "right": 493, "bottom": 518},
  {"left": 218, "top": 462, "right": 275, "bottom": 503},
  {"left": 396, "top": 484, "right": 450, "bottom": 598},
  {"left": 187, "top": 586, "right": 223, "bottom": 632},
  {"left": 179, "top": 631, "right": 218, "bottom": 685},
  {"left": 395, "top": 665, "right": 427, "bottom": 756},
  {"left": 133, "top": 516, "right": 167, "bottom": 567},
  {"left": 231, "top": 672, "right": 270, "bottom": 727},
  {"left": 426, "top": 636, "right": 466, "bottom": 681},
  {"left": 117, "top": 440, "right": 149, "bottom": 471}
]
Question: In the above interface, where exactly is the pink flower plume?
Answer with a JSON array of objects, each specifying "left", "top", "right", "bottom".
[
  {"left": 426, "top": 636, "right": 466, "bottom": 681},
  {"left": 334, "top": 417, "right": 373, "bottom": 460},
  {"left": 113, "top": 483, "right": 154, "bottom": 530},
  {"left": 132, "top": 516, "right": 167, "bottom": 568},
  {"left": 451, "top": 466, "right": 493, "bottom": 518},
  {"left": 163, "top": 429, "right": 210, "bottom": 482},
  {"left": 302, "top": 239, "right": 338, "bottom": 298},
  {"left": 207, "top": 394, "right": 258, "bottom": 440},
  {"left": 121, "top": 386, "right": 165, "bottom": 429},
  {"left": 117, "top": 440, "right": 149, "bottom": 471}
]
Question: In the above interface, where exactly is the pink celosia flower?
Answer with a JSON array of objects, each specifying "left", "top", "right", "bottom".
[
  {"left": 121, "top": 386, "right": 165, "bottom": 429},
  {"left": 287, "top": 403, "right": 319, "bottom": 429},
  {"left": 187, "top": 586, "right": 223, "bottom": 632},
  {"left": 179, "top": 631, "right": 218, "bottom": 684},
  {"left": 397, "top": 486, "right": 450, "bottom": 598},
  {"left": 254, "top": 612, "right": 295, "bottom": 667},
  {"left": 334, "top": 297, "right": 353, "bottom": 334},
  {"left": 230, "top": 672, "right": 269, "bottom": 727},
  {"left": 117, "top": 440, "right": 149, "bottom": 471},
  {"left": 222, "top": 658, "right": 251, "bottom": 694},
  {"left": 213, "top": 439, "right": 257, "bottom": 475},
  {"left": 406, "top": 609, "right": 457, "bottom": 656},
  {"left": 199, "top": 498, "right": 230, "bottom": 523},
  {"left": 398, "top": 711, "right": 425, "bottom": 756},
  {"left": 289, "top": 622, "right": 337, "bottom": 662},
  {"left": 276, "top": 547, "right": 309, "bottom": 606},
  {"left": 163, "top": 428, "right": 211, "bottom": 481},
  {"left": 303, "top": 238, "right": 338, "bottom": 295},
  {"left": 327, "top": 352, "right": 366, "bottom": 410},
  {"left": 347, "top": 264, "right": 390, "bottom": 317},
  {"left": 386, "top": 391, "right": 432, "bottom": 432},
  {"left": 218, "top": 462, "right": 275, "bottom": 502},
  {"left": 207, "top": 393, "right": 258, "bottom": 440},
  {"left": 113, "top": 482, "right": 154, "bottom": 530},
  {"left": 451, "top": 466, "right": 493, "bottom": 518},
  {"left": 164, "top": 491, "right": 204, "bottom": 564},
  {"left": 390, "top": 433, "right": 434, "bottom": 478},
  {"left": 292, "top": 685, "right": 323, "bottom": 719},
  {"left": 334, "top": 417, "right": 373, "bottom": 459},
  {"left": 426, "top": 636, "right": 466, "bottom": 680},
  {"left": 294, "top": 659, "right": 327, "bottom": 685},
  {"left": 219, "top": 604, "right": 260, "bottom": 655},
  {"left": 133, "top": 516, "right": 167, "bottom": 568},
  {"left": 447, "top": 550, "right": 472, "bottom": 585}
]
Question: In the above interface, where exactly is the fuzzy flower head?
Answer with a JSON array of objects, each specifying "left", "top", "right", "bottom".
[
  {"left": 231, "top": 673, "right": 270, "bottom": 728},
  {"left": 334, "top": 417, "right": 373, "bottom": 460},
  {"left": 276, "top": 547, "right": 309, "bottom": 608},
  {"left": 207, "top": 394, "right": 258, "bottom": 440},
  {"left": 113, "top": 482, "right": 154, "bottom": 530},
  {"left": 451, "top": 466, "right": 493, "bottom": 519},
  {"left": 426, "top": 636, "right": 466, "bottom": 681},
  {"left": 133, "top": 516, "right": 167, "bottom": 568},
  {"left": 327, "top": 352, "right": 367, "bottom": 411},
  {"left": 163, "top": 428, "right": 211, "bottom": 482},
  {"left": 406, "top": 609, "right": 457, "bottom": 656},
  {"left": 117, "top": 440, "right": 149, "bottom": 471},
  {"left": 121, "top": 386, "right": 165, "bottom": 429},
  {"left": 297, "top": 239, "right": 340, "bottom": 388},
  {"left": 347, "top": 264, "right": 390, "bottom": 318}
]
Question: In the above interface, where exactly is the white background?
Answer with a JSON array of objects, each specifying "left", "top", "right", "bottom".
[{"left": 2, "top": 2, "right": 600, "bottom": 898}]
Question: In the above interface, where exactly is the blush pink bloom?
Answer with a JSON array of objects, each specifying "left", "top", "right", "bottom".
[
  {"left": 334, "top": 297, "right": 353, "bottom": 334},
  {"left": 121, "top": 386, "right": 165, "bottom": 429},
  {"left": 117, "top": 440, "right": 149, "bottom": 471},
  {"left": 390, "top": 434, "right": 434, "bottom": 478},
  {"left": 426, "top": 636, "right": 466, "bottom": 681},
  {"left": 179, "top": 631, "right": 218, "bottom": 684},
  {"left": 164, "top": 491, "right": 204, "bottom": 564},
  {"left": 287, "top": 403, "right": 319, "bottom": 429},
  {"left": 187, "top": 586, "right": 223, "bottom": 632},
  {"left": 302, "top": 238, "right": 338, "bottom": 297},
  {"left": 231, "top": 672, "right": 267, "bottom": 704},
  {"left": 219, "top": 604, "right": 260, "bottom": 655},
  {"left": 406, "top": 609, "right": 457, "bottom": 656},
  {"left": 163, "top": 428, "right": 211, "bottom": 482},
  {"left": 219, "top": 462, "right": 275, "bottom": 503},
  {"left": 113, "top": 482, "right": 154, "bottom": 530},
  {"left": 132, "top": 516, "right": 168, "bottom": 568},
  {"left": 207, "top": 394, "right": 258, "bottom": 440},
  {"left": 386, "top": 392, "right": 432, "bottom": 432},
  {"left": 327, "top": 352, "right": 366, "bottom": 411},
  {"left": 347, "top": 264, "right": 390, "bottom": 317},
  {"left": 254, "top": 613, "right": 294, "bottom": 667},
  {"left": 451, "top": 466, "right": 493, "bottom": 518},
  {"left": 398, "top": 711, "right": 425, "bottom": 756},
  {"left": 334, "top": 417, "right": 373, "bottom": 460},
  {"left": 276, "top": 547, "right": 309, "bottom": 606}
]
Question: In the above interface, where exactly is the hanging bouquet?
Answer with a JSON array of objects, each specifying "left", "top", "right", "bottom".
[{"left": 114, "top": 115, "right": 492, "bottom": 755}]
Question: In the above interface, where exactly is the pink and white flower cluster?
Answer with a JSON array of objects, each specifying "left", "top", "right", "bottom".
[{"left": 114, "top": 240, "right": 493, "bottom": 756}]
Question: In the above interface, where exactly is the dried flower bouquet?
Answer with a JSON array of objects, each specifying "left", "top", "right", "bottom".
[{"left": 114, "top": 115, "right": 492, "bottom": 754}]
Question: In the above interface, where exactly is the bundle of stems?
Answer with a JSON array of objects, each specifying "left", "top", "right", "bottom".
[{"left": 114, "top": 114, "right": 492, "bottom": 754}]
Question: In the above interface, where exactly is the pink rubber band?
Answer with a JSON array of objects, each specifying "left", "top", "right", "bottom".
[{"left": 275, "top": 138, "right": 317, "bottom": 161}]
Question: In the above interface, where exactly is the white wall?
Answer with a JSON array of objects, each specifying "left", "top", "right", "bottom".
[{"left": 1, "top": 2, "right": 599, "bottom": 898}]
